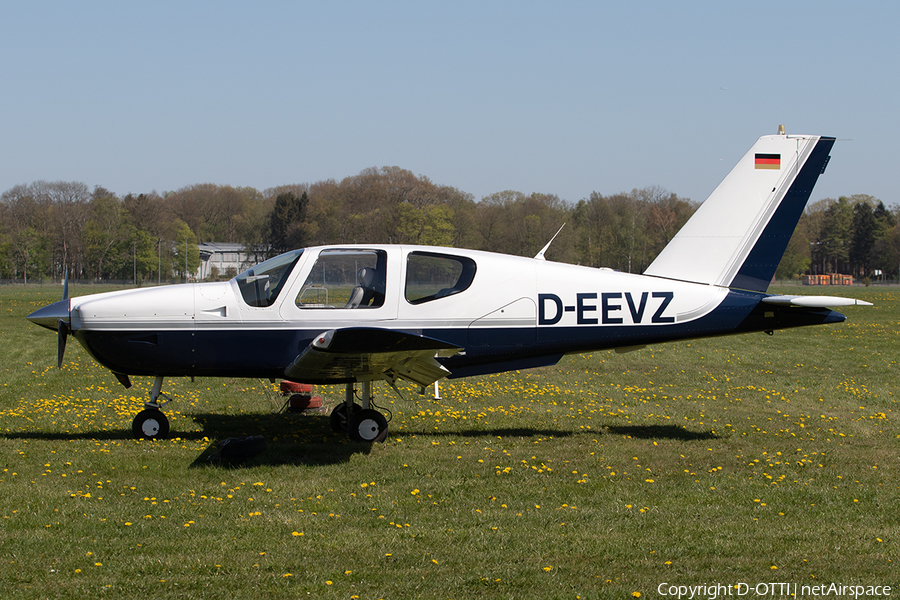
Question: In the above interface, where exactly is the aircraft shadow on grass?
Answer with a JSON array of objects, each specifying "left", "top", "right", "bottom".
[
  {"left": 410, "top": 424, "right": 719, "bottom": 442},
  {"left": 0, "top": 411, "right": 368, "bottom": 468},
  {"left": 189, "top": 418, "right": 721, "bottom": 469},
  {"left": 0, "top": 416, "right": 719, "bottom": 469},
  {"left": 0, "top": 429, "right": 206, "bottom": 442},
  {"left": 188, "top": 411, "right": 371, "bottom": 468},
  {"left": 186, "top": 414, "right": 588, "bottom": 468},
  {"left": 398, "top": 427, "right": 576, "bottom": 439},
  {"left": 603, "top": 424, "right": 720, "bottom": 441}
]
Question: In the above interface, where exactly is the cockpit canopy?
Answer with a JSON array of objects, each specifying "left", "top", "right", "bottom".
[{"left": 235, "top": 246, "right": 479, "bottom": 310}]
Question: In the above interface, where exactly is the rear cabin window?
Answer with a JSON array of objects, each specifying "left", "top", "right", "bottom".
[
  {"left": 296, "top": 249, "right": 387, "bottom": 309},
  {"left": 405, "top": 252, "right": 476, "bottom": 305}
]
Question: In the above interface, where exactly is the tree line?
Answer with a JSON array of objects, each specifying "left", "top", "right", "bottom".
[{"left": 0, "top": 169, "right": 895, "bottom": 284}]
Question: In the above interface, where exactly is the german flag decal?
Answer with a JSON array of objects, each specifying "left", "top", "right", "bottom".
[{"left": 755, "top": 153, "right": 781, "bottom": 170}]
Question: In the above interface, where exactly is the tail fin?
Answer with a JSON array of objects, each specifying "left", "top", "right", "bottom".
[{"left": 644, "top": 131, "right": 835, "bottom": 292}]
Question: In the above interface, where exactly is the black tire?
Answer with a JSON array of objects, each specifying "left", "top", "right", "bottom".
[
  {"left": 132, "top": 409, "right": 170, "bottom": 440},
  {"left": 347, "top": 409, "right": 388, "bottom": 443},
  {"left": 329, "top": 402, "right": 362, "bottom": 433}
]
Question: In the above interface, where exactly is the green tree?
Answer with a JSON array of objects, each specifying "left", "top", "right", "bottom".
[
  {"left": 14, "top": 227, "right": 50, "bottom": 282},
  {"left": 775, "top": 229, "right": 811, "bottom": 280},
  {"left": 268, "top": 191, "right": 308, "bottom": 255},
  {"left": 445, "top": 189, "right": 479, "bottom": 249},
  {"left": 573, "top": 191, "right": 647, "bottom": 271},
  {"left": 638, "top": 186, "right": 697, "bottom": 259},
  {"left": 475, "top": 191, "right": 571, "bottom": 259},
  {"left": 397, "top": 203, "right": 455, "bottom": 246},
  {"left": 171, "top": 220, "right": 201, "bottom": 281},
  {"left": 84, "top": 194, "right": 128, "bottom": 279},
  {"left": 133, "top": 228, "right": 158, "bottom": 283},
  {"left": 850, "top": 201, "right": 876, "bottom": 277},
  {"left": 0, "top": 238, "right": 14, "bottom": 279},
  {"left": 818, "top": 197, "right": 853, "bottom": 272},
  {"left": 871, "top": 201, "right": 897, "bottom": 279}
]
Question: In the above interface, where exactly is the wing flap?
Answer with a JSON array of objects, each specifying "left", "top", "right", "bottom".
[{"left": 284, "top": 327, "right": 461, "bottom": 386}]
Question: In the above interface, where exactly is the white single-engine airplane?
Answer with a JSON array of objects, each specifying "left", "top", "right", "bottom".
[{"left": 28, "top": 128, "right": 871, "bottom": 443}]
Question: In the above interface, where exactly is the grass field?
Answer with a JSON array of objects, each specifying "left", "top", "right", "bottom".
[{"left": 1, "top": 284, "right": 897, "bottom": 599}]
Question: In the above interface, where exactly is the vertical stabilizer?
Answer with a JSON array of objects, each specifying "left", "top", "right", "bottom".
[{"left": 644, "top": 132, "right": 834, "bottom": 292}]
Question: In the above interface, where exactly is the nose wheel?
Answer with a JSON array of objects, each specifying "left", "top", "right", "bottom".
[
  {"left": 132, "top": 408, "right": 170, "bottom": 440},
  {"left": 131, "top": 375, "right": 172, "bottom": 440}
]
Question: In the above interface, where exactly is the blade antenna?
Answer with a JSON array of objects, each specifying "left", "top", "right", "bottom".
[{"left": 533, "top": 223, "right": 566, "bottom": 261}]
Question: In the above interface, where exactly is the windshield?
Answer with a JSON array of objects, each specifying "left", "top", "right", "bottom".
[{"left": 235, "top": 249, "right": 304, "bottom": 307}]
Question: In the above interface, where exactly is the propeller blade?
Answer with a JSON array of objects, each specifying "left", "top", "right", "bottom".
[
  {"left": 57, "top": 272, "right": 70, "bottom": 368},
  {"left": 57, "top": 319, "right": 68, "bottom": 369}
]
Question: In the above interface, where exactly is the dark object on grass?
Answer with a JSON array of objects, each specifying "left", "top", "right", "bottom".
[
  {"left": 280, "top": 381, "right": 313, "bottom": 394},
  {"left": 208, "top": 435, "right": 267, "bottom": 463},
  {"left": 288, "top": 393, "right": 323, "bottom": 411}
]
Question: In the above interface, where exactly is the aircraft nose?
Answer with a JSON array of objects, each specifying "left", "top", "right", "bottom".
[{"left": 26, "top": 299, "right": 71, "bottom": 331}]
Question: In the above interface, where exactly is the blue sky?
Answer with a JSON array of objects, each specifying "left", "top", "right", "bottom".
[{"left": 2, "top": 1, "right": 898, "bottom": 207}]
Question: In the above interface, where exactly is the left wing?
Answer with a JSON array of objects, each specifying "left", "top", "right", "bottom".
[{"left": 284, "top": 327, "right": 462, "bottom": 387}]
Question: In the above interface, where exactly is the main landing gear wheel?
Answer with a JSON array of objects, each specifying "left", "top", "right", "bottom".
[
  {"left": 347, "top": 409, "right": 389, "bottom": 443},
  {"left": 132, "top": 408, "right": 169, "bottom": 440},
  {"left": 330, "top": 402, "right": 361, "bottom": 433}
]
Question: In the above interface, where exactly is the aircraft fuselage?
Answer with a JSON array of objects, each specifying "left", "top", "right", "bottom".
[{"left": 43, "top": 244, "right": 842, "bottom": 383}]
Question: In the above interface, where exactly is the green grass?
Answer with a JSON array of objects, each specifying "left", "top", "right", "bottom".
[{"left": 0, "top": 284, "right": 898, "bottom": 599}]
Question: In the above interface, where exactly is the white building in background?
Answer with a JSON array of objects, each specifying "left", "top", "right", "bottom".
[{"left": 196, "top": 242, "right": 257, "bottom": 280}]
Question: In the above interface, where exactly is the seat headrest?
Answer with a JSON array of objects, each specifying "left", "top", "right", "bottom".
[{"left": 358, "top": 267, "right": 377, "bottom": 287}]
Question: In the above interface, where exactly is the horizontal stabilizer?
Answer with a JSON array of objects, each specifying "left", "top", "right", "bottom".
[{"left": 761, "top": 295, "right": 873, "bottom": 308}]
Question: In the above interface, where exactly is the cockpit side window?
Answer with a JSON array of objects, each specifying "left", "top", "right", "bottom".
[
  {"left": 235, "top": 249, "right": 304, "bottom": 307},
  {"left": 405, "top": 252, "right": 476, "bottom": 305},
  {"left": 296, "top": 249, "right": 387, "bottom": 309}
]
